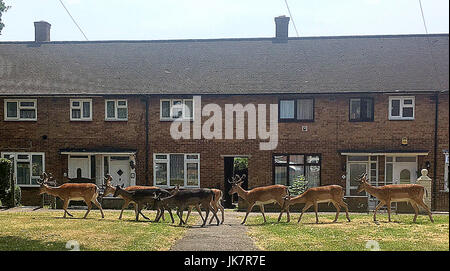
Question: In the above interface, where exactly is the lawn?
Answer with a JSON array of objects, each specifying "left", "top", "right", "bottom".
[
  {"left": 244, "top": 212, "right": 449, "bottom": 251},
  {"left": 0, "top": 208, "right": 198, "bottom": 251}
]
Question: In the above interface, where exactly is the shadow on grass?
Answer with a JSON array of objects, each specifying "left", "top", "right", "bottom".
[{"left": 0, "top": 236, "right": 71, "bottom": 251}]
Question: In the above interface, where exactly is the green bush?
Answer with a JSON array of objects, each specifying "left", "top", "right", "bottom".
[
  {"left": 0, "top": 158, "right": 21, "bottom": 207},
  {"left": 0, "top": 158, "right": 12, "bottom": 206},
  {"left": 288, "top": 175, "right": 309, "bottom": 196}
]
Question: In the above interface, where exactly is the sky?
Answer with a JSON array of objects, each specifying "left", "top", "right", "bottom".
[{"left": 0, "top": 0, "right": 448, "bottom": 41}]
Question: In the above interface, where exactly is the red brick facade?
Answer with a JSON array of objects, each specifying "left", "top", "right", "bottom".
[{"left": 1, "top": 93, "right": 447, "bottom": 210}]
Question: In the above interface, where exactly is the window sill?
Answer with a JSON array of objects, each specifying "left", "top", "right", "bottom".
[
  {"left": 4, "top": 119, "right": 37, "bottom": 122},
  {"left": 388, "top": 118, "right": 415, "bottom": 121},
  {"left": 105, "top": 119, "right": 128, "bottom": 122},
  {"left": 16, "top": 185, "right": 40, "bottom": 188},
  {"left": 70, "top": 119, "right": 93, "bottom": 122},
  {"left": 278, "top": 119, "right": 315, "bottom": 123},
  {"left": 159, "top": 118, "right": 194, "bottom": 122}
]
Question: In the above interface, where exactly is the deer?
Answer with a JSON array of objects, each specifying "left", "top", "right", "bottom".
[
  {"left": 281, "top": 185, "right": 351, "bottom": 224},
  {"left": 153, "top": 188, "right": 220, "bottom": 227},
  {"left": 102, "top": 175, "right": 166, "bottom": 220},
  {"left": 37, "top": 172, "right": 104, "bottom": 219},
  {"left": 112, "top": 184, "right": 175, "bottom": 222},
  {"left": 228, "top": 174, "right": 290, "bottom": 224},
  {"left": 184, "top": 188, "right": 225, "bottom": 225},
  {"left": 357, "top": 173, "right": 434, "bottom": 223}
]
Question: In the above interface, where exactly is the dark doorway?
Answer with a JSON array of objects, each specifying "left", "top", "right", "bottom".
[{"left": 223, "top": 156, "right": 248, "bottom": 208}]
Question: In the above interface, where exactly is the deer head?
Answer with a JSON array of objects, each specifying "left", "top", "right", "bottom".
[
  {"left": 356, "top": 173, "right": 369, "bottom": 193},
  {"left": 102, "top": 174, "right": 115, "bottom": 197},
  {"left": 228, "top": 174, "right": 246, "bottom": 195}
]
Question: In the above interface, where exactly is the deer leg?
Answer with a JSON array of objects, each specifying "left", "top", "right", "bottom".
[
  {"left": 373, "top": 201, "right": 385, "bottom": 222},
  {"left": 338, "top": 199, "right": 351, "bottom": 222},
  {"left": 387, "top": 201, "right": 392, "bottom": 222},
  {"left": 185, "top": 206, "right": 193, "bottom": 224},
  {"left": 196, "top": 204, "right": 205, "bottom": 223},
  {"left": 332, "top": 201, "right": 340, "bottom": 223},
  {"left": 210, "top": 203, "right": 220, "bottom": 226},
  {"left": 118, "top": 200, "right": 130, "bottom": 220},
  {"left": 209, "top": 202, "right": 219, "bottom": 224},
  {"left": 92, "top": 197, "right": 105, "bottom": 218},
  {"left": 277, "top": 199, "right": 289, "bottom": 223},
  {"left": 83, "top": 200, "right": 92, "bottom": 219},
  {"left": 416, "top": 198, "right": 434, "bottom": 223},
  {"left": 62, "top": 199, "right": 73, "bottom": 218},
  {"left": 218, "top": 201, "right": 225, "bottom": 224},
  {"left": 241, "top": 203, "right": 255, "bottom": 225},
  {"left": 314, "top": 201, "right": 319, "bottom": 224},
  {"left": 411, "top": 201, "right": 419, "bottom": 223},
  {"left": 298, "top": 202, "right": 313, "bottom": 223},
  {"left": 260, "top": 205, "right": 267, "bottom": 223}
]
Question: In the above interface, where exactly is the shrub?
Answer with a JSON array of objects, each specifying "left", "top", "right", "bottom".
[
  {"left": 0, "top": 158, "right": 12, "bottom": 206},
  {"left": 288, "top": 175, "right": 309, "bottom": 196}
]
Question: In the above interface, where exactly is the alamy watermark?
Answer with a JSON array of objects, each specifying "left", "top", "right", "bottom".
[{"left": 169, "top": 96, "right": 279, "bottom": 150}]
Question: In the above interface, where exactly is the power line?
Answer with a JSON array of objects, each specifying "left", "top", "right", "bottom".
[
  {"left": 58, "top": 0, "right": 88, "bottom": 41},
  {"left": 283, "top": 0, "right": 299, "bottom": 37},
  {"left": 418, "top": 0, "right": 429, "bottom": 34}
]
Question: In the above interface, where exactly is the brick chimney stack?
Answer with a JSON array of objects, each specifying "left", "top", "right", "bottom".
[
  {"left": 34, "top": 21, "right": 51, "bottom": 42},
  {"left": 274, "top": 16, "right": 290, "bottom": 43}
]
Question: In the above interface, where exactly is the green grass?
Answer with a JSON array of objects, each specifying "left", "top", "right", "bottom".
[
  {"left": 0, "top": 209, "right": 199, "bottom": 251},
  {"left": 244, "top": 213, "right": 449, "bottom": 251}
]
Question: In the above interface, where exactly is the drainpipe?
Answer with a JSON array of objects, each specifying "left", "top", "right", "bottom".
[
  {"left": 145, "top": 96, "right": 150, "bottom": 185},
  {"left": 432, "top": 92, "right": 439, "bottom": 210}
]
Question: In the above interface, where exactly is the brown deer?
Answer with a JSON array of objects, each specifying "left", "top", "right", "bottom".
[
  {"left": 357, "top": 173, "right": 433, "bottom": 223},
  {"left": 184, "top": 188, "right": 225, "bottom": 224},
  {"left": 102, "top": 175, "right": 165, "bottom": 220},
  {"left": 228, "top": 174, "right": 290, "bottom": 224},
  {"left": 281, "top": 185, "right": 351, "bottom": 224},
  {"left": 38, "top": 172, "right": 104, "bottom": 219},
  {"left": 153, "top": 188, "right": 220, "bottom": 227},
  {"left": 113, "top": 185, "right": 175, "bottom": 222}
]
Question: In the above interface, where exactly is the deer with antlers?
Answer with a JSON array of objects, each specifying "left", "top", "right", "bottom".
[
  {"left": 37, "top": 172, "right": 104, "bottom": 219},
  {"left": 102, "top": 175, "right": 167, "bottom": 220},
  {"left": 281, "top": 185, "right": 351, "bottom": 224},
  {"left": 228, "top": 174, "right": 290, "bottom": 224},
  {"left": 357, "top": 173, "right": 434, "bottom": 223}
]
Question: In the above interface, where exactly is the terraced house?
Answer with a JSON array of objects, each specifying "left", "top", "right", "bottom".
[{"left": 0, "top": 17, "right": 448, "bottom": 211}]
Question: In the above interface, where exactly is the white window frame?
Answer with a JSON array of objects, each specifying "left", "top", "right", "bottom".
[
  {"left": 105, "top": 99, "right": 128, "bottom": 121},
  {"left": 388, "top": 96, "right": 415, "bottom": 120},
  {"left": 444, "top": 151, "right": 449, "bottom": 192},
  {"left": 1, "top": 152, "right": 45, "bottom": 187},
  {"left": 153, "top": 153, "right": 200, "bottom": 188},
  {"left": 70, "top": 99, "right": 92, "bottom": 121},
  {"left": 159, "top": 99, "right": 194, "bottom": 121},
  {"left": 4, "top": 99, "right": 37, "bottom": 121}
]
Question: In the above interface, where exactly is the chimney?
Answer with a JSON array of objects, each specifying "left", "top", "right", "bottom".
[
  {"left": 34, "top": 21, "right": 51, "bottom": 42},
  {"left": 274, "top": 15, "right": 290, "bottom": 43}
]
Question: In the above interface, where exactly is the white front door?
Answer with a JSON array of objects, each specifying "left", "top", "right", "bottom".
[
  {"left": 109, "top": 156, "right": 131, "bottom": 187},
  {"left": 347, "top": 163, "right": 368, "bottom": 196},
  {"left": 393, "top": 157, "right": 417, "bottom": 184},
  {"left": 68, "top": 156, "right": 90, "bottom": 178}
]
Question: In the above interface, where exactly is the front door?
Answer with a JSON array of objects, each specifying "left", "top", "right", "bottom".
[
  {"left": 393, "top": 157, "right": 417, "bottom": 184},
  {"left": 347, "top": 163, "right": 368, "bottom": 196},
  {"left": 109, "top": 156, "right": 131, "bottom": 187},
  {"left": 68, "top": 156, "right": 90, "bottom": 179}
]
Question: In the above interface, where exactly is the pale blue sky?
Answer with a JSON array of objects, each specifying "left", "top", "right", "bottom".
[{"left": 0, "top": 0, "right": 448, "bottom": 41}]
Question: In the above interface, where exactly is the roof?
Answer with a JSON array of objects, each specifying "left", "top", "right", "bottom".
[{"left": 0, "top": 34, "right": 448, "bottom": 96}]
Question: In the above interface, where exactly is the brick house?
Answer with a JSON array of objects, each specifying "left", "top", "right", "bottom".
[{"left": 1, "top": 17, "right": 448, "bottom": 211}]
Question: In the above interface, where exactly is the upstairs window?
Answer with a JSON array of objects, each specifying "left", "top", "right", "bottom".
[
  {"left": 349, "top": 98, "right": 374, "bottom": 121},
  {"left": 105, "top": 99, "right": 128, "bottom": 121},
  {"left": 70, "top": 99, "right": 92, "bottom": 121},
  {"left": 4, "top": 99, "right": 37, "bottom": 121},
  {"left": 160, "top": 99, "right": 193, "bottom": 121},
  {"left": 389, "top": 96, "right": 414, "bottom": 120},
  {"left": 279, "top": 98, "right": 314, "bottom": 121}
]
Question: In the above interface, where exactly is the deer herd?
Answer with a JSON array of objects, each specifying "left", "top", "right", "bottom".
[{"left": 36, "top": 172, "right": 434, "bottom": 226}]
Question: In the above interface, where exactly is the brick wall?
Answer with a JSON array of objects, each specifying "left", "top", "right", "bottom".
[{"left": 1, "top": 92, "right": 448, "bottom": 210}]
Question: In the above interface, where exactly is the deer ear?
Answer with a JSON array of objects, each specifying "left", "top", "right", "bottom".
[{"left": 120, "top": 184, "right": 124, "bottom": 188}]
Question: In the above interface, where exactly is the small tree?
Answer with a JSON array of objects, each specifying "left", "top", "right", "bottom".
[
  {"left": 0, "top": 158, "right": 12, "bottom": 206},
  {"left": 288, "top": 175, "right": 309, "bottom": 196},
  {"left": 0, "top": 0, "right": 11, "bottom": 35}
]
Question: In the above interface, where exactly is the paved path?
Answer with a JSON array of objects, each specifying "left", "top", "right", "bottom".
[{"left": 170, "top": 211, "right": 259, "bottom": 251}]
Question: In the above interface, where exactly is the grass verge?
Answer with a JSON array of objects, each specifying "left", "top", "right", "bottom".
[
  {"left": 0, "top": 209, "right": 199, "bottom": 251},
  {"left": 244, "top": 212, "right": 449, "bottom": 251}
]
